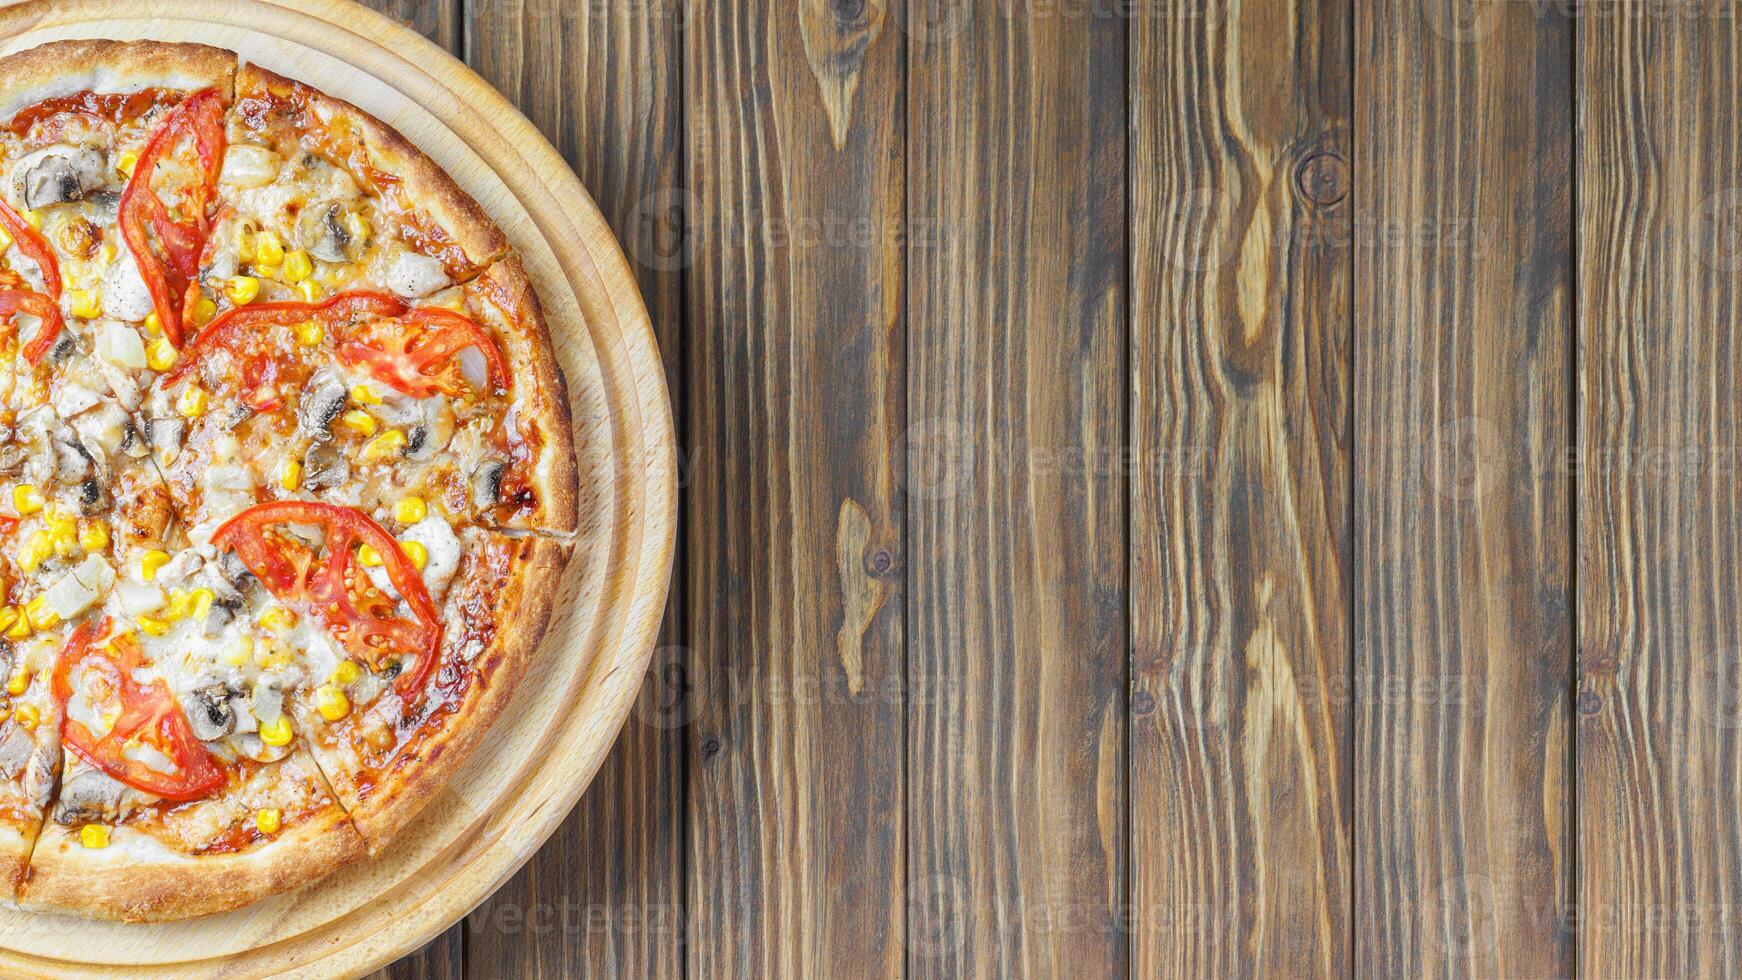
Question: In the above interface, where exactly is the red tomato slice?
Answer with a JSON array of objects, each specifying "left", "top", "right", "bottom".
[
  {"left": 211, "top": 501, "right": 443, "bottom": 699},
  {"left": 0, "top": 195, "right": 60, "bottom": 303},
  {"left": 0, "top": 287, "right": 68, "bottom": 364},
  {"left": 52, "top": 620, "right": 228, "bottom": 803},
  {"left": 118, "top": 88, "right": 225, "bottom": 348},
  {"left": 335, "top": 307, "right": 509, "bottom": 398}
]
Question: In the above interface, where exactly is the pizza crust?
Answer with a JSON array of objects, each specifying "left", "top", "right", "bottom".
[
  {"left": 20, "top": 803, "right": 364, "bottom": 922},
  {"left": 0, "top": 40, "right": 236, "bottom": 122},
  {"left": 235, "top": 62, "right": 509, "bottom": 276}
]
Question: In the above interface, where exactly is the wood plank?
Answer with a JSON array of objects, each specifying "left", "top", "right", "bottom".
[
  {"left": 1578, "top": 10, "right": 1742, "bottom": 977},
  {"left": 358, "top": 0, "right": 459, "bottom": 49},
  {"left": 1354, "top": 1, "right": 1574, "bottom": 975},
  {"left": 684, "top": 0, "right": 906, "bottom": 975},
  {"left": 904, "top": 7, "right": 1126, "bottom": 977},
  {"left": 1129, "top": 0, "right": 1351, "bottom": 974},
  {"left": 461, "top": 0, "right": 687, "bottom": 976}
]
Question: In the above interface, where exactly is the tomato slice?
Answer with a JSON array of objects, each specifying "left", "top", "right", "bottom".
[
  {"left": 0, "top": 195, "right": 60, "bottom": 303},
  {"left": 52, "top": 620, "right": 228, "bottom": 803},
  {"left": 118, "top": 88, "right": 225, "bottom": 348},
  {"left": 211, "top": 501, "right": 443, "bottom": 699},
  {"left": 335, "top": 307, "right": 509, "bottom": 398},
  {"left": 0, "top": 288, "right": 67, "bottom": 364}
]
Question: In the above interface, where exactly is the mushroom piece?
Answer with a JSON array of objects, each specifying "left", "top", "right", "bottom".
[
  {"left": 471, "top": 460, "right": 506, "bottom": 510},
  {"left": 216, "top": 550, "right": 256, "bottom": 594},
  {"left": 54, "top": 767, "right": 124, "bottom": 826},
  {"left": 303, "top": 440, "right": 350, "bottom": 491},
  {"left": 203, "top": 596, "right": 239, "bottom": 637},
  {"left": 54, "top": 435, "right": 95, "bottom": 483},
  {"left": 298, "top": 199, "right": 361, "bottom": 263},
  {"left": 11, "top": 145, "right": 107, "bottom": 209},
  {"left": 298, "top": 372, "right": 347, "bottom": 440},
  {"left": 0, "top": 725, "right": 33, "bottom": 781},
  {"left": 183, "top": 684, "right": 237, "bottom": 742}
]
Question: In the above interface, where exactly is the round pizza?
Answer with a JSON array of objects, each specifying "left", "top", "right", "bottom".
[{"left": 0, "top": 40, "right": 577, "bottom": 921}]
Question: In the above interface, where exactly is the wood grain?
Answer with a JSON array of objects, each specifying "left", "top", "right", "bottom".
[
  {"left": 904, "top": 5, "right": 1126, "bottom": 977},
  {"left": 1353, "top": 0, "right": 1574, "bottom": 975},
  {"left": 463, "top": 0, "right": 687, "bottom": 975},
  {"left": 1578, "top": 9, "right": 1742, "bottom": 976},
  {"left": 357, "top": 0, "right": 458, "bottom": 48},
  {"left": 684, "top": 0, "right": 906, "bottom": 975},
  {"left": 1129, "top": 0, "right": 1351, "bottom": 974}
]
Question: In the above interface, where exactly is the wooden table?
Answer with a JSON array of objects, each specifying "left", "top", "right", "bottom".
[{"left": 365, "top": 0, "right": 1734, "bottom": 975}]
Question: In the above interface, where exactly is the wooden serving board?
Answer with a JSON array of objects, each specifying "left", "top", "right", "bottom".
[{"left": 0, "top": 1, "right": 676, "bottom": 976}]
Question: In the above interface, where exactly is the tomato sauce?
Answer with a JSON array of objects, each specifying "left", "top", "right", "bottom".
[{"left": 4, "top": 87, "right": 180, "bottom": 137}]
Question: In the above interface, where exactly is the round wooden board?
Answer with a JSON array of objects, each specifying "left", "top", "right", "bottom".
[{"left": 0, "top": 1, "right": 676, "bottom": 976}]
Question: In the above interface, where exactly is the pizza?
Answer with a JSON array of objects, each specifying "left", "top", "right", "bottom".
[{"left": 0, "top": 40, "right": 577, "bottom": 921}]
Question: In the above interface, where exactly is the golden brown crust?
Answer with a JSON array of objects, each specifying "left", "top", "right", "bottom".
[
  {"left": 323, "top": 534, "right": 567, "bottom": 851},
  {"left": 19, "top": 806, "right": 365, "bottom": 922},
  {"left": 0, "top": 40, "right": 236, "bottom": 121},
  {"left": 477, "top": 257, "right": 579, "bottom": 535},
  {"left": 235, "top": 62, "right": 508, "bottom": 274}
]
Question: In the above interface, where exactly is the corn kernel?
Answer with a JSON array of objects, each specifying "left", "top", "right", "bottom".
[
  {"left": 137, "top": 613, "right": 171, "bottom": 636},
  {"left": 24, "top": 596, "right": 57, "bottom": 630},
  {"left": 146, "top": 336, "right": 177, "bottom": 371},
  {"left": 79, "top": 824, "right": 109, "bottom": 849},
  {"left": 279, "top": 458, "right": 302, "bottom": 491},
  {"left": 259, "top": 715, "right": 293, "bottom": 746},
  {"left": 259, "top": 606, "right": 296, "bottom": 632},
  {"left": 20, "top": 209, "right": 40, "bottom": 230},
  {"left": 402, "top": 540, "right": 427, "bottom": 570},
  {"left": 339, "top": 409, "right": 377, "bottom": 436},
  {"left": 393, "top": 496, "right": 427, "bottom": 524},
  {"left": 357, "top": 543, "right": 383, "bottom": 568},
  {"left": 142, "top": 310, "right": 162, "bottom": 336},
  {"left": 189, "top": 588, "right": 214, "bottom": 621},
  {"left": 255, "top": 640, "right": 292, "bottom": 671},
  {"left": 46, "top": 514, "right": 76, "bottom": 556},
  {"left": 332, "top": 660, "right": 362, "bottom": 686},
  {"left": 79, "top": 520, "right": 110, "bottom": 553},
  {"left": 253, "top": 230, "right": 284, "bottom": 266},
  {"left": 17, "top": 531, "right": 50, "bottom": 572},
  {"left": 295, "top": 319, "right": 324, "bottom": 347},
  {"left": 227, "top": 635, "right": 253, "bottom": 667},
  {"left": 117, "top": 149, "right": 140, "bottom": 175},
  {"left": 315, "top": 684, "right": 350, "bottom": 722},
  {"left": 361, "top": 429, "right": 406, "bottom": 462},
  {"left": 11, "top": 484, "right": 43, "bottom": 515},
  {"left": 2, "top": 609, "right": 27, "bottom": 641},
  {"left": 296, "top": 280, "right": 322, "bottom": 303},
  {"left": 177, "top": 384, "right": 208, "bottom": 418},
  {"left": 191, "top": 297, "right": 216, "bottom": 326},
  {"left": 6, "top": 668, "right": 26, "bottom": 696},
  {"left": 14, "top": 703, "right": 38, "bottom": 731},
  {"left": 0, "top": 228, "right": 11, "bottom": 252},
  {"left": 224, "top": 275, "right": 260, "bottom": 305},
  {"left": 0, "top": 608, "right": 19, "bottom": 637},
  {"left": 0, "top": 709, "right": 11, "bottom": 725},
  {"left": 255, "top": 808, "right": 283, "bottom": 835},
  {"left": 344, "top": 211, "right": 369, "bottom": 242},
  {"left": 163, "top": 588, "right": 191, "bottom": 621},
  {"left": 350, "top": 384, "right": 382, "bottom": 406},
  {"left": 140, "top": 549, "right": 170, "bottom": 582},
  {"left": 282, "top": 249, "right": 313, "bottom": 283},
  {"left": 67, "top": 289, "right": 100, "bottom": 319},
  {"left": 236, "top": 225, "right": 255, "bottom": 263}
]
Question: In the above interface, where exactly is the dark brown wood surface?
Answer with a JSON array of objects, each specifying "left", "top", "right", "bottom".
[{"left": 355, "top": 0, "right": 1742, "bottom": 975}]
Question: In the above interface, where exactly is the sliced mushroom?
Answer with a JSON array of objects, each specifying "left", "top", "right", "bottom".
[
  {"left": 298, "top": 372, "right": 347, "bottom": 440},
  {"left": 303, "top": 440, "right": 350, "bottom": 491},
  {"left": 54, "top": 767, "right": 124, "bottom": 825},
  {"left": 298, "top": 199, "right": 360, "bottom": 263},
  {"left": 204, "top": 596, "right": 239, "bottom": 637},
  {"left": 11, "top": 145, "right": 107, "bottom": 209},
  {"left": 54, "top": 435, "right": 94, "bottom": 482},
  {"left": 119, "top": 420, "right": 150, "bottom": 460},
  {"left": 0, "top": 725, "right": 32, "bottom": 781},
  {"left": 471, "top": 460, "right": 506, "bottom": 510},
  {"left": 0, "top": 444, "right": 24, "bottom": 475},
  {"left": 183, "top": 684, "right": 237, "bottom": 742},
  {"left": 217, "top": 550, "right": 256, "bottom": 594},
  {"left": 146, "top": 416, "right": 185, "bottom": 454}
]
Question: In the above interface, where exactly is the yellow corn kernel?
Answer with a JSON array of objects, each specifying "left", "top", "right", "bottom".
[
  {"left": 259, "top": 605, "right": 296, "bottom": 632},
  {"left": 255, "top": 808, "right": 283, "bottom": 835},
  {"left": 253, "top": 230, "right": 284, "bottom": 266},
  {"left": 117, "top": 149, "right": 140, "bottom": 176},
  {"left": 146, "top": 336, "right": 177, "bottom": 371},
  {"left": 79, "top": 824, "right": 109, "bottom": 849},
  {"left": 19, "top": 209, "right": 40, "bottom": 230},
  {"left": 339, "top": 409, "right": 377, "bottom": 436},
  {"left": 16, "top": 531, "right": 50, "bottom": 572},
  {"left": 0, "top": 709, "right": 11, "bottom": 725},
  {"left": 11, "top": 484, "right": 43, "bottom": 515},
  {"left": 259, "top": 715, "right": 293, "bottom": 747},
  {"left": 23, "top": 596, "right": 57, "bottom": 631},
  {"left": 331, "top": 660, "right": 362, "bottom": 686},
  {"left": 236, "top": 225, "right": 256, "bottom": 263},
  {"left": 189, "top": 588, "right": 214, "bottom": 622},
  {"left": 295, "top": 279, "right": 322, "bottom": 303},
  {"left": 177, "top": 383, "right": 208, "bottom": 418},
  {"left": 136, "top": 612, "right": 171, "bottom": 636},
  {"left": 67, "top": 289, "right": 100, "bottom": 319},
  {"left": 282, "top": 249, "right": 313, "bottom": 283},
  {"left": 393, "top": 496, "right": 427, "bottom": 524},
  {"left": 45, "top": 514, "right": 76, "bottom": 556},
  {"left": 344, "top": 211, "right": 369, "bottom": 242},
  {"left": 361, "top": 429, "right": 406, "bottom": 462},
  {"left": 142, "top": 309, "right": 162, "bottom": 336},
  {"left": 255, "top": 641, "right": 292, "bottom": 670},
  {"left": 14, "top": 703, "right": 38, "bottom": 731},
  {"left": 224, "top": 275, "right": 260, "bottom": 306},
  {"left": 401, "top": 540, "right": 428, "bottom": 570},
  {"left": 349, "top": 384, "right": 382, "bottom": 406},
  {"left": 78, "top": 520, "right": 110, "bottom": 553},
  {"left": 191, "top": 297, "right": 216, "bottom": 326},
  {"left": 279, "top": 458, "right": 302, "bottom": 491},
  {"left": 6, "top": 668, "right": 27, "bottom": 696},
  {"left": 2, "top": 609, "right": 27, "bottom": 641},
  {"left": 139, "top": 549, "right": 170, "bottom": 582},
  {"left": 163, "top": 588, "right": 191, "bottom": 621},
  {"left": 356, "top": 543, "right": 383, "bottom": 568},
  {"left": 295, "top": 319, "right": 324, "bottom": 347},
  {"left": 0, "top": 608, "right": 18, "bottom": 637},
  {"left": 315, "top": 684, "right": 350, "bottom": 722},
  {"left": 226, "top": 635, "right": 253, "bottom": 667}
]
